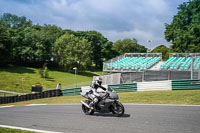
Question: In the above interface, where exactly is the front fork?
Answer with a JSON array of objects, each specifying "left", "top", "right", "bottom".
[{"left": 112, "top": 101, "right": 118, "bottom": 111}]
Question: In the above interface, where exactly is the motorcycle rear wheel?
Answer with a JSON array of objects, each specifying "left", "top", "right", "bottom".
[
  {"left": 112, "top": 101, "right": 125, "bottom": 117},
  {"left": 82, "top": 100, "right": 94, "bottom": 115}
]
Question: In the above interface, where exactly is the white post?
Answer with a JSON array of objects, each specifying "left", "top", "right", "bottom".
[
  {"left": 146, "top": 40, "right": 152, "bottom": 70},
  {"left": 191, "top": 57, "right": 193, "bottom": 80},
  {"left": 73, "top": 67, "right": 77, "bottom": 88}
]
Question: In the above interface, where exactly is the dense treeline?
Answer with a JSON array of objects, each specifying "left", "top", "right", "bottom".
[
  {"left": 1, "top": 0, "right": 200, "bottom": 71},
  {"left": 165, "top": 0, "right": 200, "bottom": 52},
  {"left": 0, "top": 13, "right": 147, "bottom": 70}
]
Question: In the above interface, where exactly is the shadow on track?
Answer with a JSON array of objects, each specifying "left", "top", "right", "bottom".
[{"left": 92, "top": 113, "right": 131, "bottom": 118}]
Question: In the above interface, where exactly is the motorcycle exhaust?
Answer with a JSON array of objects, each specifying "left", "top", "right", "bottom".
[{"left": 80, "top": 100, "right": 90, "bottom": 108}]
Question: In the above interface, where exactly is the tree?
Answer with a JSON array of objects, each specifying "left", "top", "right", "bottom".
[
  {"left": 21, "top": 26, "right": 44, "bottom": 65},
  {"left": 0, "top": 13, "right": 63, "bottom": 66},
  {"left": 0, "top": 21, "right": 12, "bottom": 66},
  {"left": 39, "top": 25, "right": 63, "bottom": 64},
  {"left": 151, "top": 45, "right": 170, "bottom": 61},
  {"left": 53, "top": 33, "right": 92, "bottom": 71},
  {"left": 72, "top": 31, "right": 108, "bottom": 68},
  {"left": 0, "top": 13, "right": 33, "bottom": 65},
  {"left": 102, "top": 41, "right": 117, "bottom": 61},
  {"left": 0, "top": 13, "right": 32, "bottom": 28},
  {"left": 112, "top": 38, "right": 147, "bottom": 56},
  {"left": 165, "top": 0, "right": 200, "bottom": 52},
  {"left": 21, "top": 25, "right": 63, "bottom": 66}
]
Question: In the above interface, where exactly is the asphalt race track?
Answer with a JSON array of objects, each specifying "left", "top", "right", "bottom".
[{"left": 0, "top": 104, "right": 200, "bottom": 133}]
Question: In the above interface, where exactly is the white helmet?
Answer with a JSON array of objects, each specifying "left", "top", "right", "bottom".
[{"left": 95, "top": 77, "right": 102, "bottom": 86}]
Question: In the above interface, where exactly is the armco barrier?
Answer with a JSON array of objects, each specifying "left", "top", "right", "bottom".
[
  {"left": 108, "top": 83, "right": 137, "bottom": 92},
  {"left": 172, "top": 79, "right": 200, "bottom": 90},
  {"left": 1, "top": 79, "right": 200, "bottom": 104},
  {"left": 0, "top": 89, "right": 61, "bottom": 104},
  {"left": 61, "top": 88, "right": 81, "bottom": 96}
]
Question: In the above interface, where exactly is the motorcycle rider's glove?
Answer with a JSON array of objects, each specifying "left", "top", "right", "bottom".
[{"left": 105, "top": 92, "right": 109, "bottom": 97}]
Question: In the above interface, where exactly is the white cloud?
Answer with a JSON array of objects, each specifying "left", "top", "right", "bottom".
[
  {"left": 101, "top": 28, "right": 167, "bottom": 49},
  {"left": 0, "top": 0, "right": 188, "bottom": 49}
]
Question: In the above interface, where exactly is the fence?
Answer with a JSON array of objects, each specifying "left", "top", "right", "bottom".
[
  {"left": 95, "top": 70, "right": 199, "bottom": 85},
  {"left": 172, "top": 79, "right": 200, "bottom": 90},
  {"left": 121, "top": 70, "right": 199, "bottom": 83},
  {"left": 1, "top": 79, "right": 200, "bottom": 104},
  {"left": 80, "top": 79, "right": 200, "bottom": 93},
  {"left": 61, "top": 88, "right": 81, "bottom": 96},
  {"left": 94, "top": 73, "right": 121, "bottom": 85},
  {"left": 108, "top": 83, "right": 137, "bottom": 92},
  {"left": 0, "top": 89, "right": 61, "bottom": 104}
]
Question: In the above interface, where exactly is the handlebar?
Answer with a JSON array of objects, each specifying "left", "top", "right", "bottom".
[{"left": 101, "top": 92, "right": 109, "bottom": 100}]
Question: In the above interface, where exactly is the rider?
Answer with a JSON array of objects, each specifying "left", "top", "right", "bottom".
[{"left": 88, "top": 77, "right": 107, "bottom": 109}]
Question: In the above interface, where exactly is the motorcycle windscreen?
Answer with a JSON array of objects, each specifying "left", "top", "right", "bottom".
[{"left": 109, "top": 92, "right": 119, "bottom": 100}]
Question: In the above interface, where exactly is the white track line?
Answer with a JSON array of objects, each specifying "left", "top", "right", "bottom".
[
  {"left": 0, "top": 125, "right": 63, "bottom": 133},
  {"left": 0, "top": 105, "right": 14, "bottom": 108},
  {"left": 27, "top": 104, "right": 47, "bottom": 106},
  {"left": 0, "top": 104, "right": 47, "bottom": 108}
]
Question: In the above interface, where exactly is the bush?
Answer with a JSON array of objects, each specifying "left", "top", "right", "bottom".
[
  {"left": 43, "top": 66, "right": 49, "bottom": 78},
  {"left": 39, "top": 64, "right": 49, "bottom": 79}
]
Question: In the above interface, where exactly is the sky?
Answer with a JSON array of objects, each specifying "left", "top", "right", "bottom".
[{"left": 0, "top": 0, "right": 188, "bottom": 49}]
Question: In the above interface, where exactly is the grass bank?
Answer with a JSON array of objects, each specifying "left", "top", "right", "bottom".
[
  {"left": 0, "top": 92, "right": 16, "bottom": 97},
  {"left": 1, "top": 90, "right": 200, "bottom": 106},
  {"left": 0, "top": 66, "right": 105, "bottom": 93}
]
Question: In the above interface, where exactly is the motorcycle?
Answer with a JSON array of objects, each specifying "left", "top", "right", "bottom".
[{"left": 80, "top": 87, "right": 125, "bottom": 117}]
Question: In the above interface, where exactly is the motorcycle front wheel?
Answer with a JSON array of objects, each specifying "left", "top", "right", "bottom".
[
  {"left": 111, "top": 101, "right": 125, "bottom": 117},
  {"left": 82, "top": 100, "right": 94, "bottom": 115}
]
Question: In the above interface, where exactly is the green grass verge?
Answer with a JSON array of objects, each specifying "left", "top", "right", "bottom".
[
  {"left": 0, "top": 66, "right": 105, "bottom": 93},
  {"left": 119, "top": 90, "right": 200, "bottom": 105},
  {"left": 1, "top": 90, "right": 200, "bottom": 106},
  {"left": 0, "top": 127, "right": 35, "bottom": 133},
  {"left": 0, "top": 92, "right": 16, "bottom": 97}
]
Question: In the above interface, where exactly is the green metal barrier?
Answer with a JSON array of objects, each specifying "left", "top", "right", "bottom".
[
  {"left": 108, "top": 83, "right": 137, "bottom": 92},
  {"left": 172, "top": 79, "right": 200, "bottom": 90},
  {"left": 61, "top": 83, "right": 137, "bottom": 96},
  {"left": 61, "top": 88, "right": 81, "bottom": 96}
]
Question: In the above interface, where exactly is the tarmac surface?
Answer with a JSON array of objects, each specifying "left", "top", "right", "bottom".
[{"left": 0, "top": 104, "right": 200, "bottom": 133}]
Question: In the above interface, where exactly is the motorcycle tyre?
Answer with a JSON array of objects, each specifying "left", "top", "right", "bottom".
[
  {"left": 82, "top": 100, "right": 94, "bottom": 115},
  {"left": 112, "top": 101, "right": 125, "bottom": 117}
]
